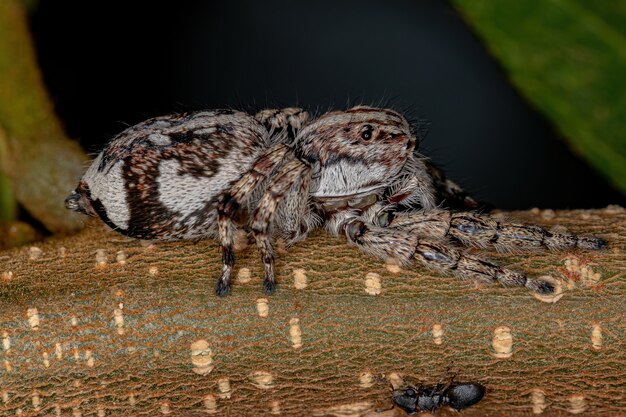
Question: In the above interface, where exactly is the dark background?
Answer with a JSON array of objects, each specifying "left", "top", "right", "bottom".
[{"left": 28, "top": 0, "right": 626, "bottom": 210}]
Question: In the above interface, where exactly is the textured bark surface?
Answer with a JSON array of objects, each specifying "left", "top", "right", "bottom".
[{"left": 0, "top": 208, "right": 625, "bottom": 416}]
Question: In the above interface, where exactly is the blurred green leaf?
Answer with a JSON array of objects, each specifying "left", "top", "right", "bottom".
[{"left": 452, "top": 0, "right": 626, "bottom": 196}]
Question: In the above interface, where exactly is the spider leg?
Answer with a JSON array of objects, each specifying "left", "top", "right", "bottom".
[
  {"left": 251, "top": 157, "right": 311, "bottom": 294},
  {"left": 390, "top": 210, "right": 607, "bottom": 251},
  {"left": 342, "top": 218, "right": 555, "bottom": 294},
  {"left": 215, "top": 144, "right": 291, "bottom": 296}
]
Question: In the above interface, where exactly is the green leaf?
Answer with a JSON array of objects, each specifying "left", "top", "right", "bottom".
[{"left": 452, "top": 0, "right": 626, "bottom": 195}]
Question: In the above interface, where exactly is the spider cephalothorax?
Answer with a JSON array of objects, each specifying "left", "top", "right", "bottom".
[{"left": 66, "top": 105, "right": 607, "bottom": 296}]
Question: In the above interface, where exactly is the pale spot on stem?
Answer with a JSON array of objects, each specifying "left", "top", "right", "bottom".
[
  {"left": 190, "top": 339, "right": 214, "bottom": 375},
  {"left": 531, "top": 389, "right": 547, "bottom": 414},
  {"left": 293, "top": 269, "right": 308, "bottom": 289},
  {"left": 256, "top": 298, "right": 269, "bottom": 318},
  {"left": 492, "top": 326, "right": 513, "bottom": 358},
  {"left": 289, "top": 318, "right": 302, "bottom": 349},
  {"left": 567, "top": 395, "right": 587, "bottom": 414},
  {"left": 250, "top": 370, "right": 274, "bottom": 389},
  {"left": 217, "top": 377, "right": 232, "bottom": 399},
  {"left": 591, "top": 323, "right": 603, "bottom": 350},
  {"left": 364, "top": 272, "right": 381, "bottom": 296}
]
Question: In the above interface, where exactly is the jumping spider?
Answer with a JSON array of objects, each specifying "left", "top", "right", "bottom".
[{"left": 66, "top": 106, "right": 607, "bottom": 296}]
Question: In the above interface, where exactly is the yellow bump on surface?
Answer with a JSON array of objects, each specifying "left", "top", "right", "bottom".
[
  {"left": 387, "top": 372, "right": 404, "bottom": 390},
  {"left": 1, "top": 271, "right": 13, "bottom": 281},
  {"left": 217, "top": 377, "right": 232, "bottom": 399},
  {"left": 116, "top": 250, "right": 127, "bottom": 265},
  {"left": 54, "top": 404, "right": 61, "bottom": 416},
  {"left": 15, "top": 409, "right": 23, "bottom": 416},
  {"left": 289, "top": 318, "right": 303, "bottom": 349},
  {"left": 148, "top": 265, "right": 159, "bottom": 276},
  {"left": 236, "top": 267, "right": 252, "bottom": 284},
  {"left": 432, "top": 323, "right": 444, "bottom": 345},
  {"left": 541, "top": 209, "right": 555, "bottom": 220},
  {"left": 568, "top": 395, "right": 587, "bottom": 414},
  {"left": 72, "top": 407, "right": 81, "bottom": 417},
  {"left": 43, "top": 352, "right": 50, "bottom": 368},
  {"left": 29, "top": 246, "right": 43, "bottom": 260},
  {"left": 530, "top": 207, "right": 540, "bottom": 215},
  {"left": 256, "top": 298, "right": 269, "bottom": 318},
  {"left": 250, "top": 370, "right": 274, "bottom": 389},
  {"left": 2, "top": 331, "right": 10, "bottom": 351},
  {"left": 27, "top": 307, "right": 40, "bottom": 330},
  {"left": 364, "top": 272, "right": 382, "bottom": 296},
  {"left": 55, "top": 343, "right": 63, "bottom": 360},
  {"left": 492, "top": 326, "right": 513, "bottom": 358},
  {"left": 203, "top": 394, "right": 218, "bottom": 414},
  {"left": 270, "top": 400, "right": 281, "bottom": 415},
  {"left": 73, "top": 347, "right": 80, "bottom": 361},
  {"left": 114, "top": 307, "right": 125, "bottom": 335},
  {"left": 32, "top": 391, "right": 41, "bottom": 410},
  {"left": 190, "top": 339, "right": 214, "bottom": 376},
  {"left": 85, "top": 349, "right": 95, "bottom": 367},
  {"left": 293, "top": 268, "right": 308, "bottom": 289},
  {"left": 2, "top": 390, "right": 8, "bottom": 403},
  {"left": 4, "top": 359, "right": 12, "bottom": 372},
  {"left": 97, "top": 405, "right": 106, "bottom": 417},
  {"left": 95, "top": 249, "right": 107, "bottom": 268},
  {"left": 532, "top": 276, "right": 564, "bottom": 303},
  {"left": 385, "top": 259, "right": 402, "bottom": 274},
  {"left": 591, "top": 323, "right": 603, "bottom": 350},
  {"left": 71, "top": 315, "right": 78, "bottom": 327},
  {"left": 160, "top": 401, "right": 171, "bottom": 415},
  {"left": 58, "top": 247, "right": 67, "bottom": 257},
  {"left": 128, "top": 392, "right": 137, "bottom": 406},
  {"left": 531, "top": 389, "right": 547, "bottom": 414},
  {"left": 359, "top": 372, "right": 374, "bottom": 388}
]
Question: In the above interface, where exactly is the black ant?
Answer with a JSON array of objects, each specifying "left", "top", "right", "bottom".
[{"left": 389, "top": 369, "right": 485, "bottom": 413}]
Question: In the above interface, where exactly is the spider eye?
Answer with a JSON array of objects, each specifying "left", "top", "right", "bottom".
[{"left": 361, "top": 125, "right": 373, "bottom": 141}]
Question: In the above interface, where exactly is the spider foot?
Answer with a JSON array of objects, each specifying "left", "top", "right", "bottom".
[
  {"left": 215, "top": 279, "right": 231, "bottom": 297},
  {"left": 263, "top": 279, "right": 276, "bottom": 295},
  {"left": 578, "top": 236, "right": 608, "bottom": 250},
  {"left": 526, "top": 278, "right": 555, "bottom": 295}
]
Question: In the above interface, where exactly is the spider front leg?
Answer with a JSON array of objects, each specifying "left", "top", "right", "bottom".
[
  {"left": 342, "top": 217, "right": 555, "bottom": 294},
  {"left": 389, "top": 209, "right": 607, "bottom": 251},
  {"left": 251, "top": 157, "right": 311, "bottom": 294},
  {"left": 215, "top": 144, "right": 291, "bottom": 296}
]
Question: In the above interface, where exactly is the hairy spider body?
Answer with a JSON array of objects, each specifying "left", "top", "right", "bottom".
[{"left": 66, "top": 106, "right": 607, "bottom": 296}]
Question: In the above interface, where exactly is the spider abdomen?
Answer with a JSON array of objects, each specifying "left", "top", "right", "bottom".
[{"left": 67, "top": 110, "right": 268, "bottom": 240}]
